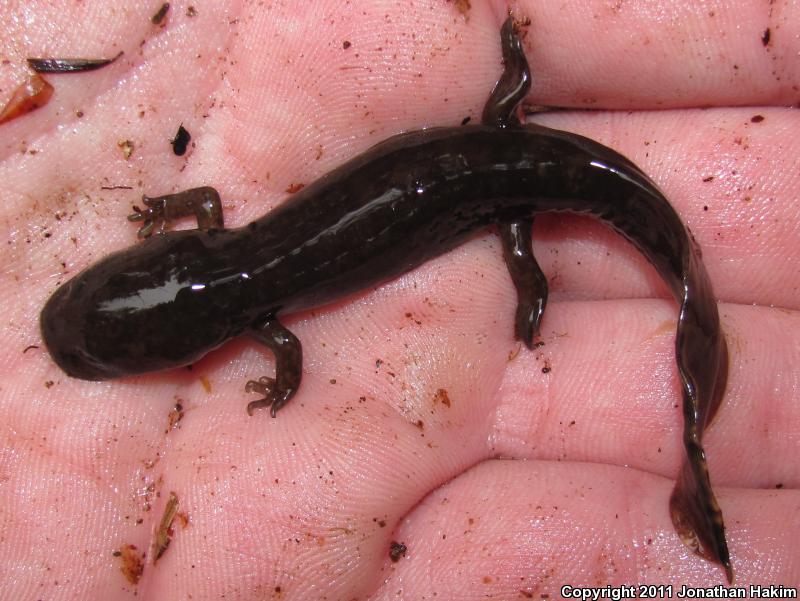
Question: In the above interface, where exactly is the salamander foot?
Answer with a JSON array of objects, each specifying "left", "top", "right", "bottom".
[
  {"left": 246, "top": 317, "right": 303, "bottom": 418},
  {"left": 128, "top": 186, "right": 224, "bottom": 237},
  {"left": 245, "top": 376, "right": 292, "bottom": 416}
]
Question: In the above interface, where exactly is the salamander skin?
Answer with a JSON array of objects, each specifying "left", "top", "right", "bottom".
[{"left": 40, "top": 18, "right": 732, "bottom": 582}]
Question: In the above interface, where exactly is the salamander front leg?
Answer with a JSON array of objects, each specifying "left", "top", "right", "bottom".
[
  {"left": 245, "top": 316, "right": 303, "bottom": 418},
  {"left": 128, "top": 186, "right": 224, "bottom": 237},
  {"left": 499, "top": 219, "right": 548, "bottom": 349}
]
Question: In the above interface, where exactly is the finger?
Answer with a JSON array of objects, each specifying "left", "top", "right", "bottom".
[
  {"left": 531, "top": 107, "right": 800, "bottom": 308},
  {"left": 135, "top": 289, "right": 797, "bottom": 595},
  {"left": 373, "top": 460, "right": 800, "bottom": 595},
  {"left": 515, "top": 0, "right": 799, "bottom": 108},
  {"left": 6, "top": 9, "right": 796, "bottom": 310},
  {"left": 177, "top": 250, "right": 799, "bottom": 491},
  {"left": 492, "top": 299, "right": 800, "bottom": 489}
]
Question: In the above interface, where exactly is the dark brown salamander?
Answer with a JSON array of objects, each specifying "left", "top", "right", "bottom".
[{"left": 39, "top": 18, "right": 732, "bottom": 581}]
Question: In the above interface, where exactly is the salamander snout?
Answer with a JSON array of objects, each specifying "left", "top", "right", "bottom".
[{"left": 40, "top": 277, "right": 113, "bottom": 380}]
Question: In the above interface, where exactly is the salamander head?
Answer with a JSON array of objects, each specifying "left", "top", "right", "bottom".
[
  {"left": 40, "top": 236, "right": 237, "bottom": 381},
  {"left": 41, "top": 275, "right": 113, "bottom": 379}
]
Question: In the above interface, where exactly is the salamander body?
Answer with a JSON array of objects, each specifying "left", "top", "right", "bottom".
[{"left": 40, "top": 17, "right": 732, "bottom": 581}]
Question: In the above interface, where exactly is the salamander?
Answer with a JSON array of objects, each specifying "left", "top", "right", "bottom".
[{"left": 39, "top": 17, "right": 732, "bottom": 581}]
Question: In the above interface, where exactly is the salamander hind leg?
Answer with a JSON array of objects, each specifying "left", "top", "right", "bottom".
[
  {"left": 128, "top": 186, "right": 224, "bottom": 237},
  {"left": 481, "top": 16, "right": 532, "bottom": 128},
  {"left": 499, "top": 219, "right": 548, "bottom": 349},
  {"left": 245, "top": 316, "right": 303, "bottom": 418}
]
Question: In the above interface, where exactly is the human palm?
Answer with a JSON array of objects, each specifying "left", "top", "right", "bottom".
[{"left": 1, "top": 2, "right": 798, "bottom": 599}]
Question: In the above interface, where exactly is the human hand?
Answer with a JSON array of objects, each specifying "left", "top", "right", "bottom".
[{"left": 1, "top": 1, "right": 798, "bottom": 599}]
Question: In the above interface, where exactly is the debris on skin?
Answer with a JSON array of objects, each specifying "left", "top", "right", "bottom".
[
  {"left": 175, "top": 511, "right": 189, "bottom": 528},
  {"left": 761, "top": 27, "right": 771, "bottom": 47},
  {"left": 389, "top": 541, "right": 407, "bottom": 562},
  {"left": 27, "top": 52, "right": 123, "bottom": 73},
  {"left": 0, "top": 73, "right": 54, "bottom": 124},
  {"left": 448, "top": 0, "right": 471, "bottom": 17},
  {"left": 433, "top": 388, "right": 451, "bottom": 408},
  {"left": 286, "top": 182, "right": 305, "bottom": 193},
  {"left": 153, "top": 492, "right": 180, "bottom": 562},
  {"left": 167, "top": 402, "right": 184, "bottom": 431},
  {"left": 171, "top": 124, "right": 191, "bottom": 156},
  {"left": 522, "top": 103, "right": 567, "bottom": 116},
  {"left": 118, "top": 139, "right": 134, "bottom": 160},
  {"left": 115, "top": 544, "right": 145, "bottom": 584},
  {"left": 151, "top": 2, "right": 170, "bottom": 25}
]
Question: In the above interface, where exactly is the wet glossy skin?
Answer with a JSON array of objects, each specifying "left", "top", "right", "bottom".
[{"left": 40, "top": 18, "right": 732, "bottom": 581}]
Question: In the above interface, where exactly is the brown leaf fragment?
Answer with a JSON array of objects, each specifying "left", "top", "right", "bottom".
[
  {"left": 0, "top": 73, "right": 54, "bottom": 124},
  {"left": 153, "top": 492, "right": 180, "bottom": 562}
]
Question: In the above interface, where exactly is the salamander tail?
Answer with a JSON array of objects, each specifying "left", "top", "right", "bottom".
[{"left": 670, "top": 248, "right": 732, "bottom": 583}]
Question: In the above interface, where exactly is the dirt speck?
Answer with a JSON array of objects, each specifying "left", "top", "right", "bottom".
[
  {"left": 151, "top": 2, "right": 170, "bottom": 25},
  {"left": 389, "top": 541, "right": 407, "bottom": 562},
  {"left": 167, "top": 402, "right": 184, "bottom": 431},
  {"left": 118, "top": 544, "right": 144, "bottom": 584},
  {"left": 117, "top": 139, "right": 134, "bottom": 160},
  {"left": 433, "top": 388, "right": 451, "bottom": 408},
  {"left": 171, "top": 124, "right": 191, "bottom": 156},
  {"left": 448, "top": 0, "right": 471, "bottom": 17}
]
